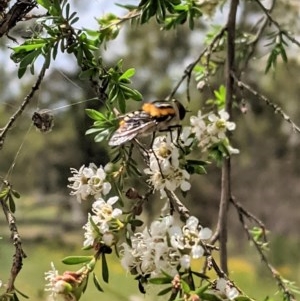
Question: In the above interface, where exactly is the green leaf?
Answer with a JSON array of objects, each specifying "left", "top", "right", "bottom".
[
  {"left": 12, "top": 42, "right": 46, "bottom": 53},
  {"left": 13, "top": 292, "right": 20, "bottom": 301},
  {"left": 18, "top": 66, "right": 27, "bottom": 79},
  {"left": 200, "top": 292, "right": 223, "bottom": 301},
  {"left": 186, "top": 160, "right": 207, "bottom": 175},
  {"left": 85, "top": 128, "right": 103, "bottom": 135},
  {"left": 191, "top": 271, "right": 209, "bottom": 280},
  {"left": 94, "top": 129, "right": 111, "bottom": 142},
  {"left": 93, "top": 273, "right": 104, "bottom": 292},
  {"left": 11, "top": 189, "right": 20, "bottom": 199},
  {"left": 160, "top": 269, "right": 174, "bottom": 280},
  {"left": 118, "top": 93, "right": 126, "bottom": 113},
  {"left": 180, "top": 279, "right": 191, "bottom": 294},
  {"left": 119, "top": 68, "right": 135, "bottom": 80},
  {"left": 85, "top": 109, "right": 104, "bottom": 120},
  {"left": 149, "top": 277, "right": 172, "bottom": 285},
  {"left": 8, "top": 195, "right": 16, "bottom": 213},
  {"left": 62, "top": 256, "right": 94, "bottom": 265},
  {"left": 14, "top": 287, "right": 29, "bottom": 299},
  {"left": 194, "top": 283, "right": 210, "bottom": 295},
  {"left": 128, "top": 219, "right": 144, "bottom": 227},
  {"left": 279, "top": 44, "right": 288, "bottom": 63},
  {"left": 119, "top": 84, "right": 142, "bottom": 101},
  {"left": 186, "top": 159, "right": 208, "bottom": 166},
  {"left": 37, "top": 0, "right": 52, "bottom": 10},
  {"left": 0, "top": 187, "right": 9, "bottom": 198},
  {"left": 234, "top": 296, "right": 254, "bottom": 301},
  {"left": 17, "top": 51, "right": 40, "bottom": 78},
  {"left": 102, "top": 254, "right": 109, "bottom": 283},
  {"left": 157, "top": 286, "right": 173, "bottom": 296}
]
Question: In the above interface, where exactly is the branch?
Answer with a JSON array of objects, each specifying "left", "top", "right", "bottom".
[
  {"left": 0, "top": 61, "right": 48, "bottom": 150},
  {"left": 164, "top": 189, "right": 190, "bottom": 221},
  {"left": 0, "top": 180, "right": 27, "bottom": 293},
  {"left": 214, "top": 0, "right": 239, "bottom": 275},
  {"left": 254, "top": 0, "right": 300, "bottom": 48},
  {"left": 231, "top": 195, "right": 296, "bottom": 301},
  {"left": 0, "top": 0, "right": 36, "bottom": 37},
  {"left": 168, "top": 27, "right": 226, "bottom": 100},
  {"left": 231, "top": 72, "right": 300, "bottom": 134}
]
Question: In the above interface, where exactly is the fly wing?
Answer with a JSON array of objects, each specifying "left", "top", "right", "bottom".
[{"left": 108, "top": 112, "right": 157, "bottom": 146}]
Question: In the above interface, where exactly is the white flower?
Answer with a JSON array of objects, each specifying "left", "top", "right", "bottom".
[
  {"left": 190, "top": 110, "right": 207, "bottom": 141},
  {"left": 150, "top": 216, "right": 174, "bottom": 237},
  {"left": 199, "top": 227, "right": 213, "bottom": 240},
  {"left": 227, "top": 287, "right": 239, "bottom": 300},
  {"left": 120, "top": 218, "right": 180, "bottom": 277},
  {"left": 82, "top": 196, "right": 122, "bottom": 248},
  {"left": 216, "top": 278, "right": 227, "bottom": 291},
  {"left": 180, "top": 254, "right": 191, "bottom": 269},
  {"left": 144, "top": 157, "right": 191, "bottom": 198},
  {"left": 92, "top": 196, "right": 122, "bottom": 222},
  {"left": 180, "top": 126, "right": 194, "bottom": 146},
  {"left": 45, "top": 262, "right": 71, "bottom": 298},
  {"left": 226, "top": 144, "right": 240, "bottom": 155},
  {"left": 191, "top": 245, "right": 204, "bottom": 259},
  {"left": 88, "top": 167, "right": 111, "bottom": 196},
  {"left": 152, "top": 135, "right": 179, "bottom": 168},
  {"left": 169, "top": 216, "right": 211, "bottom": 261},
  {"left": 102, "top": 232, "right": 115, "bottom": 246},
  {"left": 186, "top": 216, "right": 199, "bottom": 231},
  {"left": 83, "top": 214, "right": 100, "bottom": 247},
  {"left": 120, "top": 243, "right": 136, "bottom": 272},
  {"left": 68, "top": 163, "right": 111, "bottom": 202},
  {"left": 216, "top": 278, "right": 239, "bottom": 300},
  {"left": 207, "top": 109, "right": 236, "bottom": 140},
  {"left": 121, "top": 217, "right": 212, "bottom": 279}
]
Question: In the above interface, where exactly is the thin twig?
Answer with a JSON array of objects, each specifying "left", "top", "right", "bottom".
[
  {"left": 230, "top": 196, "right": 266, "bottom": 229},
  {"left": 0, "top": 61, "right": 48, "bottom": 150},
  {"left": 232, "top": 195, "right": 296, "bottom": 301},
  {"left": 168, "top": 27, "right": 226, "bottom": 100},
  {"left": 254, "top": 0, "right": 300, "bottom": 48},
  {"left": 0, "top": 180, "right": 27, "bottom": 293},
  {"left": 241, "top": 0, "right": 275, "bottom": 71},
  {"left": 99, "top": 9, "right": 141, "bottom": 32},
  {"left": 231, "top": 72, "right": 300, "bottom": 134},
  {"left": 164, "top": 189, "right": 190, "bottom": 221},
  {"left": 0, "top": 0, "right": 36, "bottom": 37}
]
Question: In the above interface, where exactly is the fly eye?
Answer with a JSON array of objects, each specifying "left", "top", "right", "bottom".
[{"left": 32, "top": 109, "right": 54, "bottom": 133}]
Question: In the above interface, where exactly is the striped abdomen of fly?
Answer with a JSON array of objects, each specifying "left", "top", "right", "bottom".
[{"left": 108, "top": 99, "right": 186, "bottom": 146}]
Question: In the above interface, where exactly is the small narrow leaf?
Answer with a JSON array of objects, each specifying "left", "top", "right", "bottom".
[
  {"left": 201, "top": 292, "right": 223, "bottom": 301},
  {"left": 0, "top": 187, "right": 9, "bottom": 198},
  {"left": 234, "top": 296, "right": 254, "bottom": 301},
  {"left": 157, "top": 286, "right": 173, "bottom": 296},
  {"left": 62, "top": 256, "right": 94, "bottom": 265},
  {"left": 180, "top": 279, "right": 191, "bottom": 294},
  {"left": 119, "top": 68, "right": 135, "bottom": 80},
  {"left": 8, "top": 195, "right": 16, "bottom": 213},
  {"left": 85, "top": 109, "right": 105, "bottom": 120},
  {"left": 37, "top": 0, "right": 52, "bottom": 9},
  {"left": 14, "top": 288, "right": 29, "bottom": 299},
  {"left": 102, "top": 254, "right": 109, "bottom": 283},
  {"left": 93, "top": 273, "right": 104, "bottom": 292},
  {"left": 194, "top": 282, "right": 210, "bottom": 295},
  {"left": 149, "top": 277, "right": 172, "bottom": 285},
  {"left": 191, "top": 271, "right": 209, "bottom": 280},
  {"left": 128, "top": 219, "right": 144, "bottom": 227}
]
